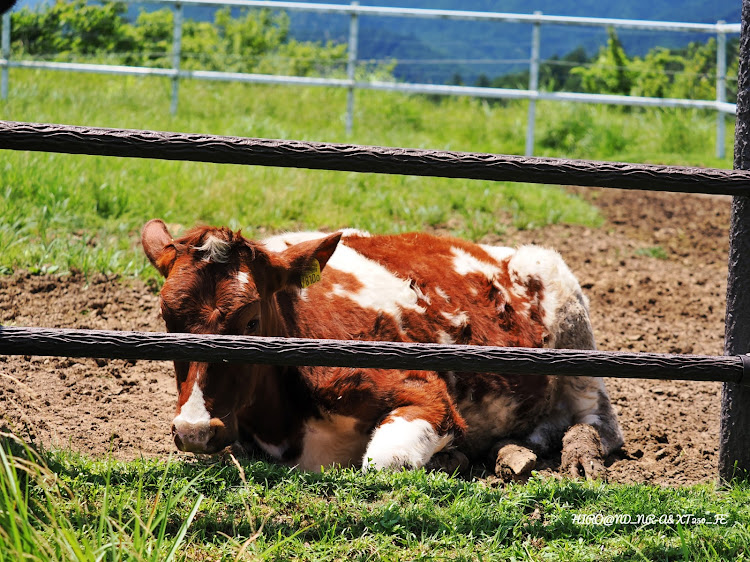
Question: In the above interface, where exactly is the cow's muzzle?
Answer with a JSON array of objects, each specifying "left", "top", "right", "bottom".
[{"left": 171, "top": 417, "right": 235, "bottom": 454}]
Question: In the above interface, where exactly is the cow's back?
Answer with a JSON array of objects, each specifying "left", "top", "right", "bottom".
[{"left": 265, "top": 230, "right": 550, "bottom": 349}]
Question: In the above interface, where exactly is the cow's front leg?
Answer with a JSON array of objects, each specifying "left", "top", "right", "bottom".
[
  {"left": 561, "top": 423, "right": 606, "bottom": 480},
  {"left": 362, "top": 407, "right": 457, "bottom": 471},
  {"left": 559, "top": 379, "right": 623, "bottom": 481}
]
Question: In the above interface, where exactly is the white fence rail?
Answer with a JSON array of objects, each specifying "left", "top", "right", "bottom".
[{"left": 0, "top": 1, "right": 740, "bottom": 157}]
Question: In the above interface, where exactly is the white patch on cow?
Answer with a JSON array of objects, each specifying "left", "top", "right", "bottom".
[
  {"left": 262, "top": 231, "right": 328, "bottom": 252},
  {"left": 254, "top": 436, "right": 288, "bottom": 460},
  {"left": 451, "top": 247, "right": 500, "bottom": 279},
  {"left": 441, "top": 310, "right": 468, "bottom": 327},
  {"left": 295, "top": 415, "right": 369, "bottom": 471},
  {"left": 339, "top": 228, "right": 371, "bottom": 238},
  {"left": 362, "top": 417, "right": 452, "bottom": 471},
  {"left": 411, "top": 282, "right": 431, "bottom": 305},
  {"left": 237, "top": 271, "right": 249, "bottom": 287},
  {"left": 326, "top": 245, "right": 425, "bottom": 324},
  {"left": 436, "top": 330, "right": 455, "bottom": 344},
  {"left": 507, "top": 245, "right": 584, "bottom": 348},
  {"left": 172, "top": 377, "right": 212, "bottom": 448},
  {"left": 480, "top": 244, "right": 516, "bottom": 263},
  {"left": 194, "top": 235, "right": 231, "bottom": 263},
  {"left": 262, "top": 229, "right": 368, "bottom": 253},
  {"left": 491, "top": 281, "right": 517, "bottom": 314},
  {"left": 435, "top": 286, "right": 450, "bottom": 302}
]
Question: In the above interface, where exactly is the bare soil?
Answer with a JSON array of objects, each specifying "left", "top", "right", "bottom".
[{"left": 0, "top": 188, "right": 731, "bottom": 485}]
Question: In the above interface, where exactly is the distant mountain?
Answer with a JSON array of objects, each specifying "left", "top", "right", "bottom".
[
  {"left": 287, "top": 0, "right": 740, "bottom": 83},
  {"left": 12, "top": 0, "right": 741, "bottom": 83}
]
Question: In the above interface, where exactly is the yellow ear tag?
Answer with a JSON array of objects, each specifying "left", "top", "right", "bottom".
[{"left": 300, "top": 259, "right": 322, "bottom": 289}]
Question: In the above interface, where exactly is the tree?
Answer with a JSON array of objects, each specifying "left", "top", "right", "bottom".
[
  {"left": 10, "top": 1, "right": 353, "bottom": 78},
  {"left": 449, "top": 73, "right": 464, "bottom": 86},
  {"left": 475, "top": 73, "right": 491, "bottom": 88},
  {"left": 11, "top": 0, "right": 136, "bottom": 58},
  {"left": 572, "top": 27, "right": 632, "bottom": 95}
]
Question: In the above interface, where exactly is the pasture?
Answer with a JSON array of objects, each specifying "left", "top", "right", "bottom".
[{"left": 0, "top": 68, "right": 749, "bottom": 559}]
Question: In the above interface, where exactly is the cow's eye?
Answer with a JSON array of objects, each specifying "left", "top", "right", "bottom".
[{"left": 246, "top": 318, "right": 260, "bottom": 334}]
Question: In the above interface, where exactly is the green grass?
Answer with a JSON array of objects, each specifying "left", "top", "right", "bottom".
[
  {"left": 0, "top": 69, "right": 735, "bottom": 281},
  {"left": 635, "top": 246, "right": 670, "bottom": 260},
  {"left": 1, "top": 435, "right": 748, "bottom": 561}
]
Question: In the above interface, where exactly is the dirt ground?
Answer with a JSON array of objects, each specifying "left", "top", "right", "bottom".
[{"left": 0, "top": 188, "right": 732, "bottom": 485}]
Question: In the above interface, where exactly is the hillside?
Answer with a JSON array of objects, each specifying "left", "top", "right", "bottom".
[{"left": 287, "top": 0, "right": 740, "bottom": 82}]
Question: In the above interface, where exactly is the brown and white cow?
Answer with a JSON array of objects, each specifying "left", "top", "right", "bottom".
[{"left": 141, "top": 220, "right": 623, "bottom": 479}]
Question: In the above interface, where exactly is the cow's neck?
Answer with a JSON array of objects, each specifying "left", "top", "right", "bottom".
[
  {"left": 238, "top": 292, "right": 316, "bottom": 459},
  {"left": 239, "top": 363, "right": 314, "bottom": 458}
]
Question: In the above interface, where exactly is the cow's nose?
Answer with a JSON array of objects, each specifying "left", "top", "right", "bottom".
[{"left": 171, "top": 419, "right": 216, "bottom": 453}]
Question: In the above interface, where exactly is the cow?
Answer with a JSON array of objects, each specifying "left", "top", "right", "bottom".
[{"left": 141, "top": 220, "right": 623, "bottom": 479}]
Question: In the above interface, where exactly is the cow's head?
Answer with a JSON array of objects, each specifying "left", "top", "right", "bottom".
[{"left": 141, "top": 219, "right": 340, "bottom": 454}]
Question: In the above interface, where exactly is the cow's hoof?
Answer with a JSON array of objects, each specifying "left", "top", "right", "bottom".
[
  {"left": 495, "top": 441, "right": 537, "bottom": 481},
  {"left": 425, "top": 449, "right": 470, "bottom": 475},
  {"left": 561, "top": 424, "right": 606, "bottom": 481}
]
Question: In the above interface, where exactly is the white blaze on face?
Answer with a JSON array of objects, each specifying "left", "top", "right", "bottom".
[
  {"left": 172, "top": 372, "right": 212, "bottom": 448},
  {"left": 506, "top": 245, "right": 580, "bottom": 340},
  {"left": 237, "top": 271, "right": 249, "bottom": 287}
]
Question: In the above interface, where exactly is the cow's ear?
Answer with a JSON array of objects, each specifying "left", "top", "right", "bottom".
[
  {"left": 142, "top": 219, "right": 177, "bottom": 277},
  {"left": 260, "top": 232, "right": 342, "bottom": 294}
]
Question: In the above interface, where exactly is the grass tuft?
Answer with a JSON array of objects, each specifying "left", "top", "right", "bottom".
[
  {"left": 0, "top": 432, "right": 204, "bottom": 560},
  {"left": 1, "top": 433, "right": 748, "bottom": 560}
]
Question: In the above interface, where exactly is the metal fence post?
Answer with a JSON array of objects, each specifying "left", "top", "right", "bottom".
[
  {"left": 525, "top": 11, "right": 541, "bottom": 157},
  {"left": 717, "top": 21, "right": 727, "bottom": 160},
  {"left": 170, "top": 2, "right": 183, "bottom": 115},
  {"left": 345, "top": 1, "right": 359, "bottom": 135},
  {"left": 720, "top": 0, "right": 750, "bottom": 482},
  {"left": 1, "top": 11, "right": 10, "bottom": 101}
]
